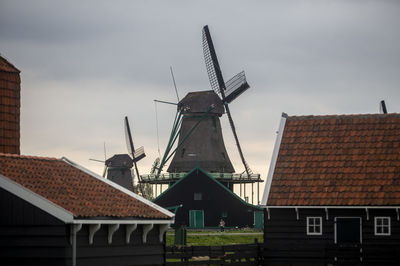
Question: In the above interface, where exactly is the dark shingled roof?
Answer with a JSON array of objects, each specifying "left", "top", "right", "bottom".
[
  {"left": 178, "top": 90, "right": 224, "bottom": 115},
  {"left": 0, "top": 153, "right": 170, "bottom": 219},
  {"left": 267, "top": 113, "right": 400, "bottom": 206}
]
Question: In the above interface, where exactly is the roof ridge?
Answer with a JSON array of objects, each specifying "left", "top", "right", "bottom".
[
  {"left": 0, "top": 153, "right": 59, "bottom": 161},
  {"left": 287, "top": 113, "right": 400, "bottom": 120}
]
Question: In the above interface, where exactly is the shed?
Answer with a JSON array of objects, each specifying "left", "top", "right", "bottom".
[
  {"left": 0, "top": 153, "right": 174, "bottom": 266},
  {"left": 261, "top": 113, "right": 400, "bottom": 265},
  {"left": 154, "top": 167, "right": 263, "bottom": 229}
]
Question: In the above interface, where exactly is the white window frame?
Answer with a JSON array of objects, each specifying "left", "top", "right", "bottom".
[
  {"left": 307, "top": 216, "right": 322, "bottom": 235},
  {"left": 374, "top": 216, "right": 391, "bottom": 236}
]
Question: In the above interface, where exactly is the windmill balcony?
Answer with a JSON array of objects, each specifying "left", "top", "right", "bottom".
[{"left": 139, "top": 172, "right": 262, "bottom": 185}]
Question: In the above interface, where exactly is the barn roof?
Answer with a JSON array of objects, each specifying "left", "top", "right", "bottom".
[
  {"left": 0, "top": 153, "right": 173, "bottom": 221},
  {"left": 262, "top": 113, "right": 400, "bottom": 207},
  {"left": 155, "top": 166, "right": 262, "bottom": 210},
  {"left": 0, "top": 55, "right": 20, "bottom": 73}
]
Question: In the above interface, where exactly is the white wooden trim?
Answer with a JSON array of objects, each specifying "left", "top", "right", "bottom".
[
  {"left": 62, "top": 157, "right": 174, "bottom": 218},
  {"left": 365, "top": 208, "right": 369, "bottom": 221},
  {"left": 126, "top": 224, "right": 137, "bottom": 244},
  {"left": 325, "top": 208, "right": 329, "bottom": 220},
  {"left": 334, "top": 217, "right": 362, "bottom": 244},
  {"left": 261, "top": 113, "right": 287, "bottom": 205},
  {"left": 142, "top": 224, "right": 154, "bottom": 243},
  {"left": 0, "top": 174, "right": 74, "bottom": 223},
  {"left": 108, "top": 224, "right": 120, "bottom": 244},
  {"left": 306, "top": 217, "right": 322, "bottom": 235},
  {"left": 72, "top": 219, "right": 172, "bottom": 224},
  {"left": 159, "top": 224, "right": 169, "bottom": 243},
  {"left": 89, "top": 224, "right": 101, "bottom": 245},
  {"left": 295, "top": 207, "right": 299, "bottom": 220},
  {"left": 374, "top": 216, "right": 391, "bottom": 236}
]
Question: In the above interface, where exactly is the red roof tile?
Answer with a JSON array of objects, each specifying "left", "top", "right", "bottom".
[
  {"left": 0, "top": 153, "right": 170, "bottom": 219},
  {"left": 0, "top": 56, "right": 20, "bottom": 73},
  {"left": 267, "top": 113, "right": 400, "bottom": 206}
]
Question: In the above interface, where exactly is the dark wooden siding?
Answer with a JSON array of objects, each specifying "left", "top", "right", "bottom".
[
  {"left": 263, "top": 208, "right": 400, "bottom": 265},
  {"left": 76, "top": 224, "right": 165, "bottom": 266},
  {"left": 0, "top": 187, "right": 70, "bottom": 266},
  {"left": 154, "top": 170, "right": 260, "bottom": 228},
  {"left": 0, "top": 188, "right": 166, "bottom": 266}
]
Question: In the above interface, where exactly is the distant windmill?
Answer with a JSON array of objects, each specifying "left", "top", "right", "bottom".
[
  {"left": 202, "top": 25, "right": 252, "bottom": 176},
  {"left": 124, "top": 116, "right": 146, "bottom": 195}
]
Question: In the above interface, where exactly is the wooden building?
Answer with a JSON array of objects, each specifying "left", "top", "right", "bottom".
[
  {"left": 0, "top": 55, "right": 20, "bottom": 154},
  {"left": 0, "top": 153, "right": 174, "bottom": 266},
  {"left": 261, "top": 113, "right": 400, "bottom": 265},
  {"left": 154, "top": 167, "right": 263, "bottom": 229}
]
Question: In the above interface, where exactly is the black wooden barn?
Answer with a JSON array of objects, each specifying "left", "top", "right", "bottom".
[
  {"left": 0, "top": 153, "right": 174, "bottom": 266},
  {"left": 261, "top": 113, "right": 400, "bottom": 265},
  {"left": 154, "top": 167, "right": 263, "bottom": 229}
]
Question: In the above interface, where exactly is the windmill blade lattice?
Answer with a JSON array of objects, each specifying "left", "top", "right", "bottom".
[
  {"left": 224, "top": 71, "right": 250, "bottom": 104},
  {"left": 202, "top": 25, "right": 226, "bottom": 94}
]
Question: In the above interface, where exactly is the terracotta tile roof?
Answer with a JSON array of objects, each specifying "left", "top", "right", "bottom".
[
  {"left": 0, "top": 56, "right": 20, "bottom": 73},
  {"left": 267, "top": 113, "right": 400, "bottom": 206},
  {"left": 0, "top": 153, "right": 170, "bottom": 219}
]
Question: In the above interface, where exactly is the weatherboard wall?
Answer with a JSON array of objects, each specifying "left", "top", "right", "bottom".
[
  {"left": 263, "top": 208, "right": 400, "bottom": 265},
  {"left": 0, "top": 187, "right": 165, "bottom": 266},
  {"left": 0, "top": 187, "right": 71, "bottom": 266}
]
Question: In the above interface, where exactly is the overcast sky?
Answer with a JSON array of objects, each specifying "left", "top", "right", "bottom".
[{"left": 1, "top": 0, "right": 400, "bottom": 199}]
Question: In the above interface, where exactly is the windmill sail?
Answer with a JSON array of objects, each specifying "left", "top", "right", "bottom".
[
  {"left": 124, "top": 117, "right": 134, "bottom": 156},
  {"left": 224, "top": 71, "right": 250, "bottom": 104},
  {"left": 202, "top": 25, "right": 253, "bottom": 177},
  {"left": 124, "top": 116, "right": 145, "bottom": 195},
  {"left": 202, "top": 25, "right": 226, "bottom": 93}
]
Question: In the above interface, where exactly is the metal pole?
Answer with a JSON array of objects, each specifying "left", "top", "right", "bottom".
[
  {"left": 252, "top": 182, "right": 254, "bottom": 205},
  {"left": 243, "top": 183, "right": 248, "bottom": 202},
  {"left": 72, "top": 225, "right": 76, "bottom": 266}
]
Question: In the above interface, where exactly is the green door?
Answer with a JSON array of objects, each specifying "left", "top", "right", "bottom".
[
  {"left": 189, "top": 210, "right": 204, "bottom": 228},
  {"left": 254, "top": 211, "right": 264, "bottom": 229}
]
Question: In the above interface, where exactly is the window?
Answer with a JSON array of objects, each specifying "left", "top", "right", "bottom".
[
  {"left": 375, "top": 217, "right": 391, "bottom": 236},
  {"left": 194, "top": 192, "right": 202, "bottom": 201},
  {"left": 307, "top": 217, "right": 322, "bottom": 235},
  {"left": 222, "top": 211, "right": 228, "bottom": 218}
]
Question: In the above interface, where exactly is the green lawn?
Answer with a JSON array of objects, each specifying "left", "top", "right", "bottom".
[{"left": 166, "top": 228, "right": 263, "bottom": 246}]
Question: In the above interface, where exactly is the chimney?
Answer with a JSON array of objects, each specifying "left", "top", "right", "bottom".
[
  {"left": 0, "top": 55, "right": 20, "bottom": 154},
  {"left": 380, "top": 100, "right": 388, "bottom": 114}
]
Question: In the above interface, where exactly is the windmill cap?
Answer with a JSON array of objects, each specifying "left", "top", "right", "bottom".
[{"left": 178, "top": 90, "right": 224, "bottom": 115}]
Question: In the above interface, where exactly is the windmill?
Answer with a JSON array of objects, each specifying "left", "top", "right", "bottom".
[
  {"left": 202, "top": 25, "right": 252, "bottom": 176},
  {"left": 124, "top": 116, "right": 146, "bottom": 195}
]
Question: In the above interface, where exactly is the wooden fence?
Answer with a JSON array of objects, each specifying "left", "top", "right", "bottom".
[{"left": 166, "top": 242, "right": 263, "bottom": 265}]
